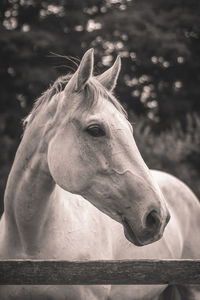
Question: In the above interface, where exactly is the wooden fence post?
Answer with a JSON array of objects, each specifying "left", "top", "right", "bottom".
[{"left": 0, "top": 259, "right": 200, "bottom": 285}]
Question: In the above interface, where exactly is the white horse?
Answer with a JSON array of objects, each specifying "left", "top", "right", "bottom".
[{"left": 0, "top": 49, "right": 200, "bottom": 300}]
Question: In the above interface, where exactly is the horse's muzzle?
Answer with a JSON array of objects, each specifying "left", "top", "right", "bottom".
[{"left": 121, "top": 210, "right": 170, "bottom": 246}]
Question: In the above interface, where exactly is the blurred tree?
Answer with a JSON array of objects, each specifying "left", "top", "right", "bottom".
[
  {"left": 0, "top": 0, "right": 200, "bottom": 214},
  {"left": 1, "top": 0, "right": 200, "bottom": 123},
  {"left": 88, "top": 0, "right": 200, "bottom": 125}
]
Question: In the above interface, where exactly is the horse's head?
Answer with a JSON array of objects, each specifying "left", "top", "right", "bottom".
[{"left": 47, "top": 49, "right": 170, "bottom": 246}]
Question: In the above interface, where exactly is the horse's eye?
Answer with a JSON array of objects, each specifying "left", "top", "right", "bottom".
[{"left": 86, "top": 125, "right": 105, "bottom": 137}]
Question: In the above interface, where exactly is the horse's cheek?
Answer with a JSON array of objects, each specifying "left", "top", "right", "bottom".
[{"left": 47, "top": 136, "right": 91, "bottom": 193}]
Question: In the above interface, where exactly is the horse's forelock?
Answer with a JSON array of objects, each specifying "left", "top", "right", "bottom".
[{"left": 80, "top": 78, "right": 127, "bottom": 118}]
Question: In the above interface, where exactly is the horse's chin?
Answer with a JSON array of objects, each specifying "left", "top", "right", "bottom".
[
  {"left": 123, "top": 225, "right": 144, "bottom": 246},
  {"left": 122, "top": 218, "right": 163, "bottom": 247}
]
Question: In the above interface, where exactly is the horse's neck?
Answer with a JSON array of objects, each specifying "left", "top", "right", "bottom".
[{"left": 3, "top": 118, "right": 55, "bottom": 254}]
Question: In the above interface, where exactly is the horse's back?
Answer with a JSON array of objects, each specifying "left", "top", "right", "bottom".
[{"left": 151, "top": 170, "right": 200, "bottom": 258}]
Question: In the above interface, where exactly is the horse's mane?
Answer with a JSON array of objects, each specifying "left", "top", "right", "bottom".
[
  {"left": 23, "top": 74, "right": 71, "bottom": 127},
  {"left": 23, "top": 72, "right": 127, "bottom": 128}
]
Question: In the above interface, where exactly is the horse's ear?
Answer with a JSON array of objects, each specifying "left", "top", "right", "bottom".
[
  {"left": 65, "top": 48, "right": 94, "bottom": 92},
  {"left": 97, "top": 55, "right": 121, "bottom": 91}
]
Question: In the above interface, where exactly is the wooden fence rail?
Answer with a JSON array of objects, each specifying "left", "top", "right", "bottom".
[{"left": 0, "top": 259, "right": 200, "bottom": 285}]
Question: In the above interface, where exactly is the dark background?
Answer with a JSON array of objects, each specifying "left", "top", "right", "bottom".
[{"left": 0, "top": 0, "right": 200, "bottom": 216}]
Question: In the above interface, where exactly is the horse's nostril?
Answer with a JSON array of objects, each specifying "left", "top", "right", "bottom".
[
  {"left": 145, "top": 210, "right": 161, "bottom": 229},
  {"left": 166, "top": 212, "right": 171, "bottom": 225}
]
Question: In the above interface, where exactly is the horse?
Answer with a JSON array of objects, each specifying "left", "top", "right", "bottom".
[{"left": 0, "top": 48, "right": 200, "bottom": 300}]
